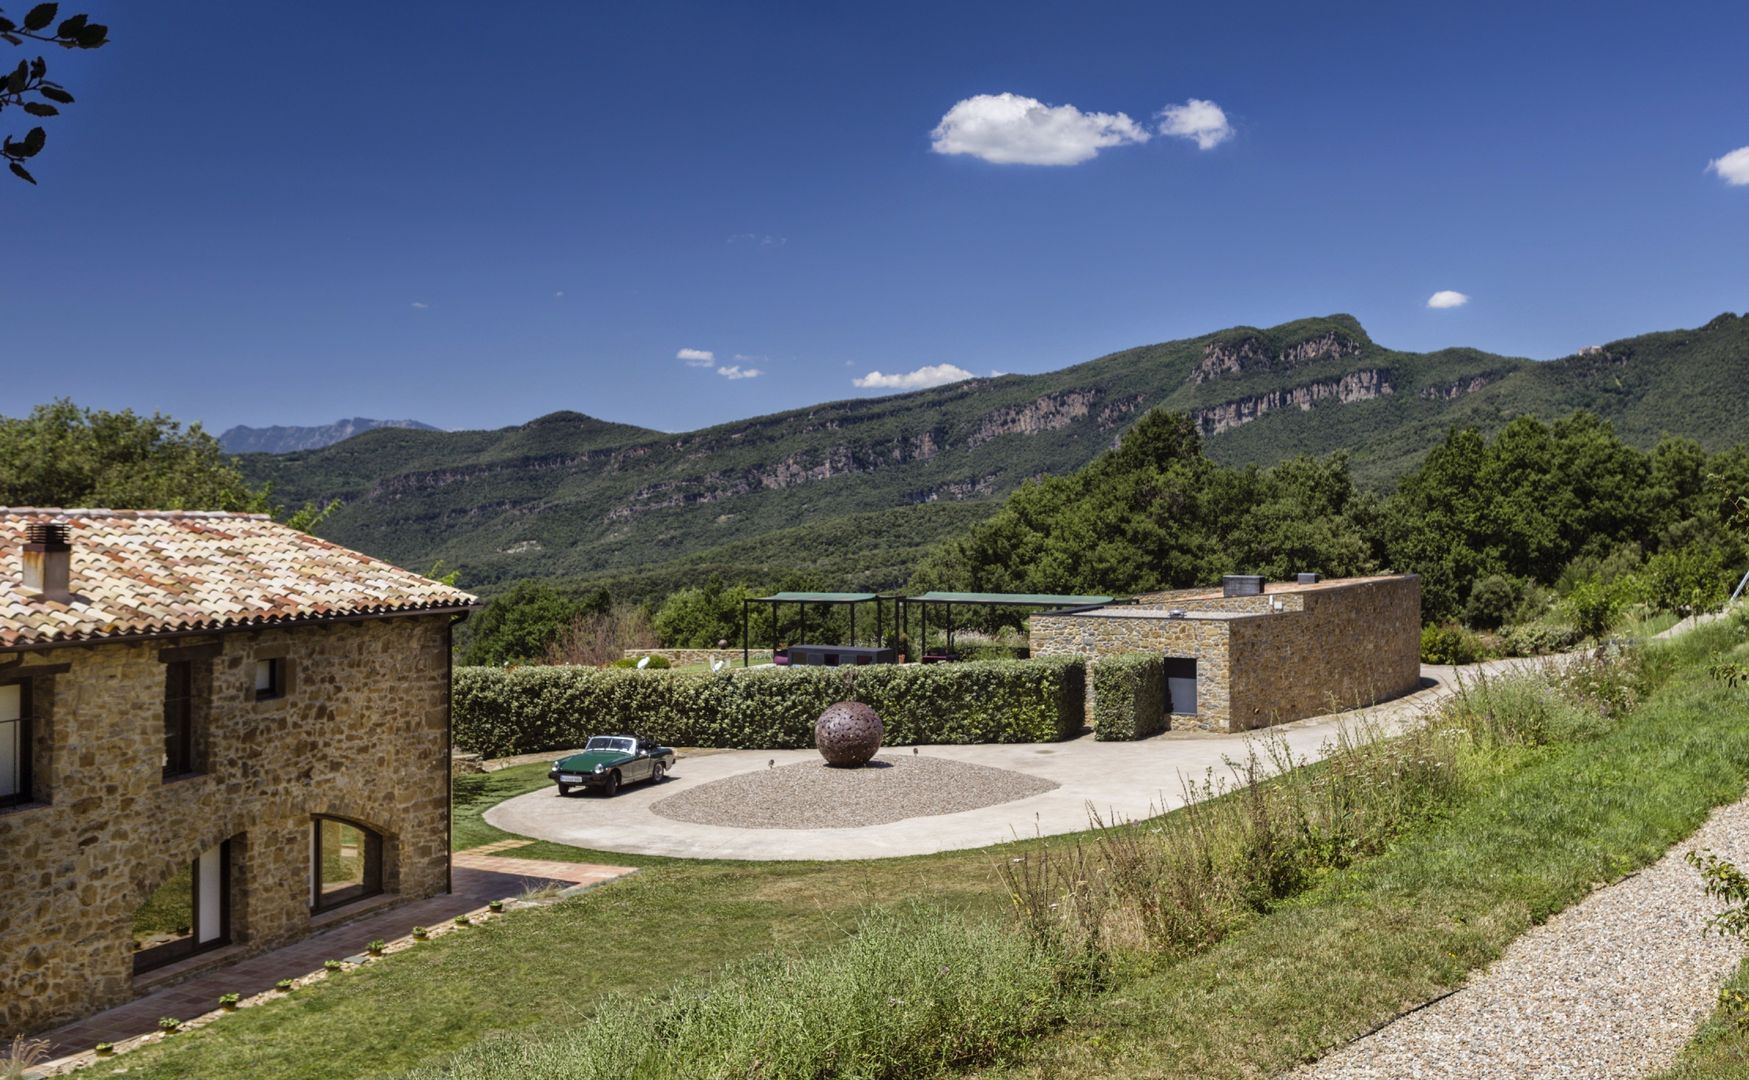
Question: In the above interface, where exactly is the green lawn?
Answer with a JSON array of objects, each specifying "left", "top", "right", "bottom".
[{"left": 91, "top": 622, "right": 1749, "bottom": 1079}]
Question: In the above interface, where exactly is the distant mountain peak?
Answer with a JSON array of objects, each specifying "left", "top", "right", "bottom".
[{"left": 219, "top": 417, "right": 441, "bottom": 455}]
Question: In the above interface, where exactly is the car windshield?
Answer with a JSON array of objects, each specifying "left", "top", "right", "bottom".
[{"left": 585, "top": 737, "right": 636, "bottom": 755}]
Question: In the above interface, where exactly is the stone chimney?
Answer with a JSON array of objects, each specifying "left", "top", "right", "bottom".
[{"left": 21, "top": 522, "right": 72, "bottom": 603}]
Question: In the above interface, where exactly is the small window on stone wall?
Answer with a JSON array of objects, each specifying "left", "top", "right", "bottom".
[{"left": 254, "top": 658, "right": 284, "bottom": 701}]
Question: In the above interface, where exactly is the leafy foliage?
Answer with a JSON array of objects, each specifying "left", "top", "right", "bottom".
[
  {"left": 1091, "top": 654, "right": 1167, "bottom": 741},
  {"left": 911, "top": 411, "right": 1377, "bottom": 597},
  {"left": 0, "top": 3, "right": 108, "bottom": 184},
  {"left": 450, "top": 656, "right": 1085, "bottom": 756},
  {"left": 0, "top": 399, "right": 267, "bottom": 511},
  {"left": 458, "top": 581, "right": 609, "bottom": 667}
]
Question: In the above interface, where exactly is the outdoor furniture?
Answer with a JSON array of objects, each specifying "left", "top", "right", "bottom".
[{"left": 786, "top": 644, "right": 896, "bottom": 667}]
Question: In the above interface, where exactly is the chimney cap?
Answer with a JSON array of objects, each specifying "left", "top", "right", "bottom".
[{"left": 25, "top": 522, "right": 71, "bottom": 549}]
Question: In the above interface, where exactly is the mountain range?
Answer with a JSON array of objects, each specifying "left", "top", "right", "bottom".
[
  {"left": 219, "top": 417, "right": 440, "bottom": 455},
  {"left": 237, "top": 312, "right": 1749, "bottom": 598}
]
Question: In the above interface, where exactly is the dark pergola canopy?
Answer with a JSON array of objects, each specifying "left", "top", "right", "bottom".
[
  {"left": 741, "top": 592, "right": 892, "bottom": 666},
  {"left": 899, "top": 591, "right": 1125, "bottom": 657}
]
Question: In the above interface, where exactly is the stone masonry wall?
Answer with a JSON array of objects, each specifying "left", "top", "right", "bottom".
[
  {"left": 1031, "top": 576, "right": 1421, "bottom": 734},
  {"left": 0, "top": 614, "right": 453, "bottom": 1036},
  {"left": 1030, "top": 614, "right": 1236, "bottom": 730},
  {"left": 1227, "top": 576, "right": 1421, "bottom": 730}
]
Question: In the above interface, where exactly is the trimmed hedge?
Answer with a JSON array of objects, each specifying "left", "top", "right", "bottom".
[
  {"left": 452, "top": 657, "right": 1085, "bottom": 757},
  {"left": 1092, "top": 653, "right": 1167, "bottom": 741}
]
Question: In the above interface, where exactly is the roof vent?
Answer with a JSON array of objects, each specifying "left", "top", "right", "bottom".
[
  {"left": 1222, "top": 575, "right": 1264, "bottom": 598},
  {"left": 1297, "top": 572, "right": 1321, "bottom": 584},
  {"left": 22, "top": 522, "right": 72, "bottom": 603}
]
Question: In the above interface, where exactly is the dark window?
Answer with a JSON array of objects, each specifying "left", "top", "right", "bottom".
[
  {"left": 1165, "top": 657, "right": 1199, "bottom": 716},
  {"left": 1, "top": 680, "right": 30, "bottom": 808},
  {"left": 311, "top": 817, "right": 383, "bottom": 912},
  {"left": 254, "top": 658, "right": 284, "bottom": 701},
  {"left": 132, "top": 839, "right": 232, "bottom": 974},
  {"left": 163, "top": 661, "right": 194, "bottom": 778}
]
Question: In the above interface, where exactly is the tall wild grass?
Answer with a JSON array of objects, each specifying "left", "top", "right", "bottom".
[{"left": 1001, "top": 647, "right": 1647, "bottom": 961}]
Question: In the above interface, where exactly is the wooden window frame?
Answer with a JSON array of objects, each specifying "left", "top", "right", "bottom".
[
  {"left": 1, "top": 679, "right": 31, "bottom": 809},
  {"left": 310, "top": 816, "right": 384, "bottom": 914},
  {"left": 254, "top": 657, "right": 285, "bottom": 702},
  {"left": 163, "top": 660, "right": 195, "bottom": 779}
]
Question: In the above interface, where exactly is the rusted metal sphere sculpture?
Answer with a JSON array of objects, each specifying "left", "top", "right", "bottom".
[{"left": 815, "top": 701, "right": 883, "bottom": 767}]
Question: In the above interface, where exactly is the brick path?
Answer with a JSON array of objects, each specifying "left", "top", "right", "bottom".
[{"left": 39, "top": 852, "right": 636, "bottom": 1061}]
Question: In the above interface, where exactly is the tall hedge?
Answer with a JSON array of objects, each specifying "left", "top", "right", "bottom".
[
  {"left": 452, "top": 657, "right": 1086, "bottom": 757},
  {"left": 1092, "top": 653, "right": 1167, "bottom": 741}
]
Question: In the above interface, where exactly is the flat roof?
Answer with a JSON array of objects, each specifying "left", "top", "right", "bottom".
[
  {"left": 906, "top": 591, "right": 1117, "bottom": 606},
  {"left": 1140, "top": 574, "right": 1409, "bottom": 602},
  {"left": 750, "top": 592, "right": 882, "bottom": 603}
]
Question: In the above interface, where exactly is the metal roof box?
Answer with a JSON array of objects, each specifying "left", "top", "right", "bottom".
[{"left": 1222, "top": 575, "right": 1265, "bottom": 597}]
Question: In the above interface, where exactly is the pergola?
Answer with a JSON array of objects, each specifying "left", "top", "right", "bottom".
[
  {"left": 741, "top": 592, "right": 892, "bottom": 667},
  {"left": 898, "top": 591, "right": 1121, "bottom": 658}
]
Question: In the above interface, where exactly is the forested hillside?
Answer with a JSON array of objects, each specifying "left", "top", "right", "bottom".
[{"left": 239, "top": 312, "right": 1749, "bottom": 598}]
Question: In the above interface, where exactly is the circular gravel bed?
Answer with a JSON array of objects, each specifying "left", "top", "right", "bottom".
[{"left": 650, "top": 754, "right": 1059, "bottom": 829}]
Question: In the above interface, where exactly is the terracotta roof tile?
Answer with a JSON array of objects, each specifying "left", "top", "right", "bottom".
[{"left": 0, "top": 508, "right": 478, "bottom": 649}]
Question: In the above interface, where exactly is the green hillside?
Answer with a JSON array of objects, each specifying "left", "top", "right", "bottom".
[{"left": 240, "top": 312, "right": 1749, "bottom": 595}]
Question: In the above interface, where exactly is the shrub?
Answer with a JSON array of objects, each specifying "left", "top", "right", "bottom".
[
  {"left": 218, "top": 992, "right": 240, "bottom": 1009},
  {"left": 367, "top": 939, "right": 385, "bottom": 956},
  {"left": 1092, "top": 654, "right": 1167, "bottom": 741},
  {"left": 157, "top": 1018, "right": 182, "bottom": 1033},
  {"left": 1420, "top": 623, "right": 1492, "bottom": 665},
  {"left": 406, "top": 908, "right": 1084, "bottom": 1079},
  {"left": 1464, "top": 574, "right": 1523, "bottom": 631},
  {"left": 1564, "top": 575, "right": 1638, "bottom": 639},
  {"left": 1498, "top": 622, "right": 1585, "bottom": 656},
  {"left": 452, "top": 657, "right": 1085, "bottom": 756},
  {"left": 323, "top": 959, "right": 343, "bottom": 972}
]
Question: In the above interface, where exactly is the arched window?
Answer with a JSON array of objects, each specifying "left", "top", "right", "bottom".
[{"left": 311, "top": 816, "right": 383, "bottom": 912}]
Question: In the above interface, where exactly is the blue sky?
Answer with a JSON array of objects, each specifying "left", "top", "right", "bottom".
[{"left": 2, "top": 0, "right": 1746, "bottom": 435}]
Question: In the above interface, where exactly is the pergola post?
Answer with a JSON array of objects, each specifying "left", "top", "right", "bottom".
[{"left": 742, "top": 598, "right": 750, "bottom": 668}]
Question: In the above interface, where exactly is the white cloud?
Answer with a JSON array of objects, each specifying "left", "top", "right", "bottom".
[
  {"left": 1156, "top": 98, "right": 1232, "bottom": 150},
  {"left": 677, "top": 347, "right": 716, "bottom": 367},
  {"left": 728, "top": 233, "right": 788, "bottom": 247},
  {"left": 410, "top": 301, "right": 429, "bottom": 309},
  {"left": 732, "top": 353, "right": 767, "bottom": 363},
  {"left": 931, "top": 92, "right": 1148, "bottom": 166},
  {"left": 1708, "top": 146, "right": 1749, "bottom": 186},
  {"left": 853, "top": 363, "right": 977, "bottom": 390},
  {"left": 554, "top": 290, "right": 565, "bottom": 298},
  {"left": 716, "top": 364, "right": 763, "bottom": 380},
  {"left": 1426, "top": 290, "right": 1470, "bottom": 309}
]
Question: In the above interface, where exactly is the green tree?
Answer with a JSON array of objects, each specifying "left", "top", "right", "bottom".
[
  {"left": 1, "top": 3, "right": 109, "bottom": 184},
  {"left": 461, "top": 581, "right": 608, "bottom": 666},
  {"left": 653, "top": 577, "right": 763, "bottom": 648},
  {"left": 0, "top": 399, "right": 267, "bottom": 510}
]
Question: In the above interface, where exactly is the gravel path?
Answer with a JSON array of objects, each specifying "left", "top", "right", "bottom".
[
  {"left": 1296, "top": 793, "right": 1749, "bottom": 1079},
  {"left": 649, "top": 754, "right": 1059, "bottom": 829}
]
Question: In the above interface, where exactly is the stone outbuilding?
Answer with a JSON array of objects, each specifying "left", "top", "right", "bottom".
[
  {"left": 1030, "top": 574, "right": 1421, "bottom": 732},
  {"left": 0, "top": 509, "right": 476, "bottom": 1036}
]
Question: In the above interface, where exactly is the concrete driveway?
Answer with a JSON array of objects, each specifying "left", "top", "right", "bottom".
[{"left": 483, "top": 660, "right": 1548, "bottom": 862}]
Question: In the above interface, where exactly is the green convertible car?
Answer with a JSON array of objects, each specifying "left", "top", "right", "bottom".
[{"left": 549, "top": 735, "right": 676, "bottom": 797}]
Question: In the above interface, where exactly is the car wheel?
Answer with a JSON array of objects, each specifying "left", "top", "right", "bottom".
[
  {"left": 601, "top": 771, "right": 620, "bottom": 797},
  {"left": 650, "top": 762, "right": 666, "bottom": 784},
  {"left": 556, "top": 783, "right": 572, "bottom": 797}
]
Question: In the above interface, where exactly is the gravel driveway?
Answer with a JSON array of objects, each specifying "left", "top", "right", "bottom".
[{"left": 1295, "top": 793, "right": 1749, "bottom": 1079}]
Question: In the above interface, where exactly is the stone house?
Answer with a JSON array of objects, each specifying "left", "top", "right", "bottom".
[
  {"left": 0, "top": 509, "right": 476, "bottom": 1036},
  {"left": 1030, "top": 574, "right": 1421, "bottom": 732}
]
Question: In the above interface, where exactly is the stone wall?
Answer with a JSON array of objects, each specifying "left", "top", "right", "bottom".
[
  {"left": 1227, "top": 576, "right": 1421, "bottom": 730},
  {"left": 1031, "top": 612, "right": 1238, "bottom": 730},
  {"left": 1030, "top": 576, "right": 1421, "bottom": 734},
  {"left": 0, "top": 614, "right": 454, "bottom": 1036},
  {"left": 620, "top": 648, "right": 754, "bottom": 666}
]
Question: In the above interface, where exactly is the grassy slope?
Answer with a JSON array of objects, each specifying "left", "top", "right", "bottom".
[
  {"left": 93, "top": 623, "right": 1749, "bottom": 1079},
  {"left": 997, "top": 623, "right": 1749, "bottom": 1078}
]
